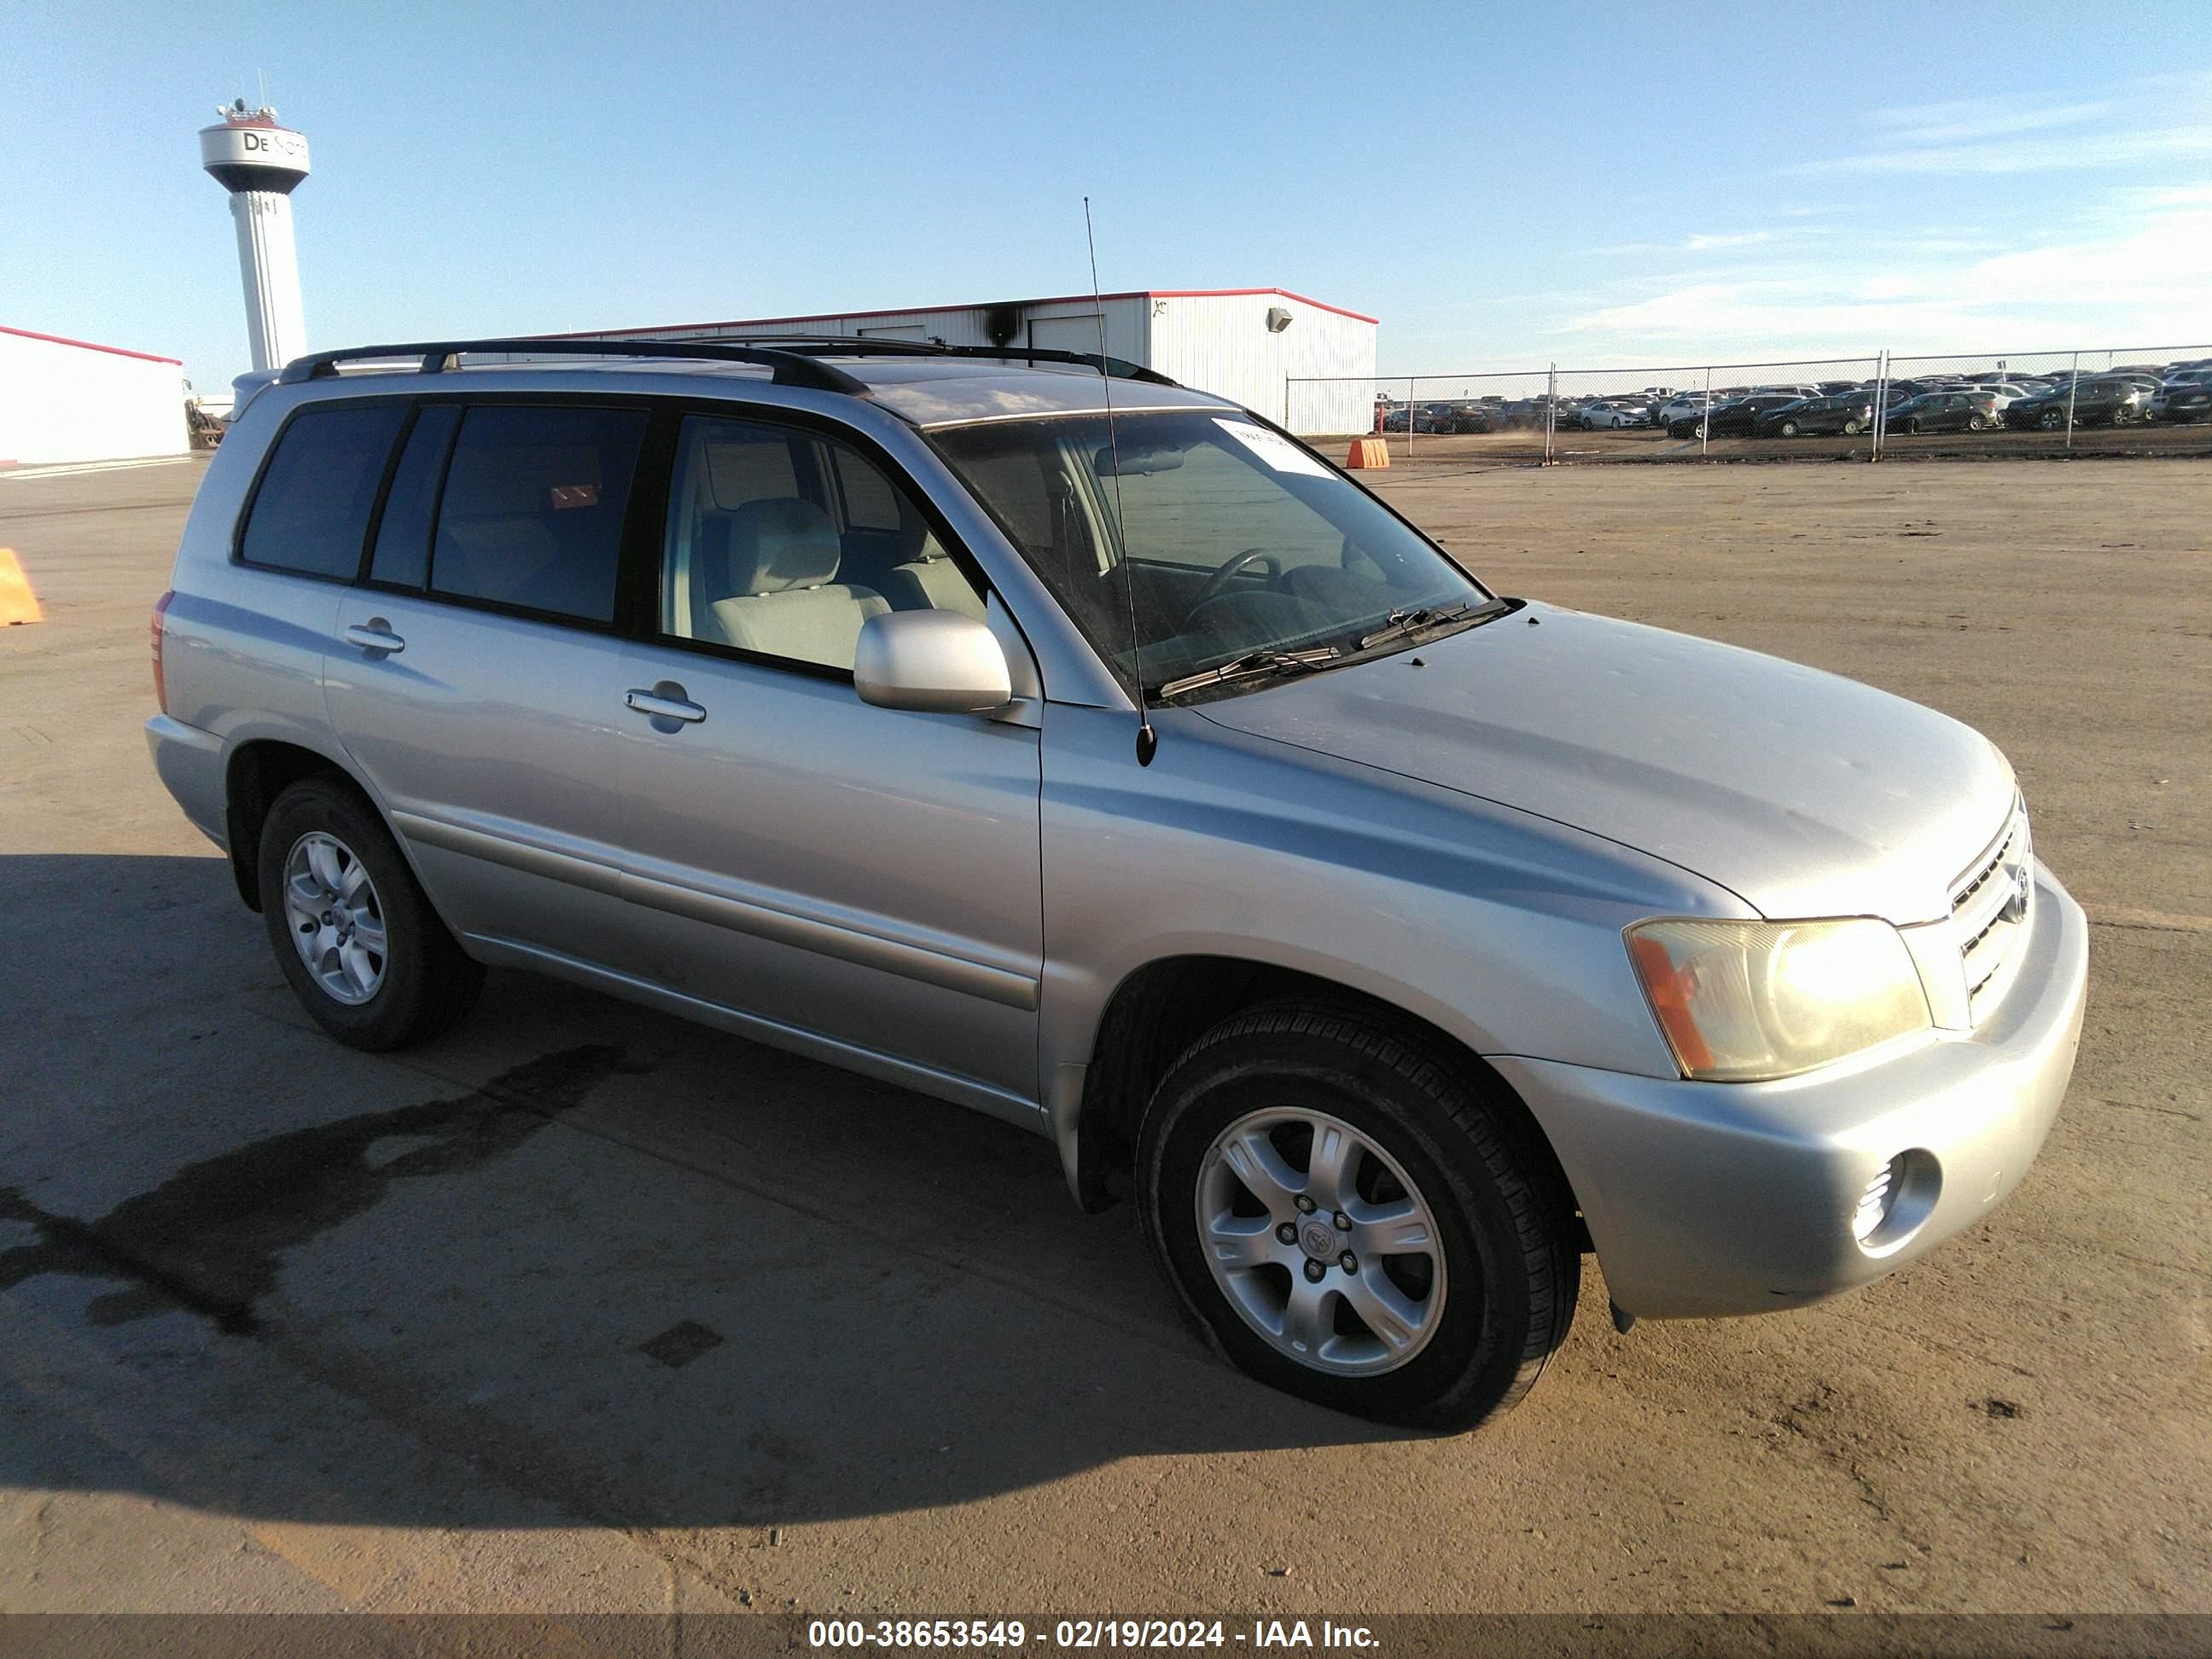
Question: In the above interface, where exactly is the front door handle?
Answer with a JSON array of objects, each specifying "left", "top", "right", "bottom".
[
  {"left": 342, "top": 620, "right": 405, "bottom": 655},
  {"left": 626, "top": 686, "right": 707, "bottom": 724}
]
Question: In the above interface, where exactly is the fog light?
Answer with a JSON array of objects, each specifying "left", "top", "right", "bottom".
[{"left": 1850, "top": 1156, "right": 1904, "bottom": 1243}]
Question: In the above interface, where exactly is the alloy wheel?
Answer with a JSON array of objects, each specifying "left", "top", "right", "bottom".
[
  {"left": 1195, "top": 1107, "right": 1448, "bottom": 1377},
  {"left": 282, "top": 831, "right": 387, "bottom": 1005}
]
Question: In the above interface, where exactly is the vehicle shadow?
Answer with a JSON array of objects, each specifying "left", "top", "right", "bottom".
[{"left": 0, "top": 853, "right": 1423, "bottom": 1536}]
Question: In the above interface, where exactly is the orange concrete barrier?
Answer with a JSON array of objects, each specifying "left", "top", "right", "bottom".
[
  {"left": 1346, "top": 438, "right": 1390, "bottom": 469},
  {"left": 0, "top": 549, "right": 41, "bottom": 626}
]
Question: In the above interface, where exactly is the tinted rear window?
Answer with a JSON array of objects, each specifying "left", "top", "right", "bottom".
[
  {"left": 428, "top": 405, "right": 648, "bottom": 624},
  {"left": 238, "top": 405, "right": 407, "bottom": 579}
]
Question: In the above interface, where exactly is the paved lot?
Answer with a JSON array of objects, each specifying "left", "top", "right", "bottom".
[{"left": 1, "top": 452, "right": 2205, "bottom": 1618}]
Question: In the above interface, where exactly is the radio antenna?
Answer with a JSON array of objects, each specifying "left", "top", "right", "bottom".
[{"left": 1085, "top": 196, "right": 1156, "bottom": 766}]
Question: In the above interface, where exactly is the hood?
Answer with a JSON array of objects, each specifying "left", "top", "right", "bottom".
[{"left": 1196, "top": 603, "right": 2015, "bottom": 924}]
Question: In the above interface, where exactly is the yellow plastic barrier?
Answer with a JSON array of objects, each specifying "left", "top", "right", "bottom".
[
  {"left": 0, "top": 549, "right": 41, "bottom": 626},
  {"left": 1345, "top": 438, "right": 1390, "bottom": 469}
]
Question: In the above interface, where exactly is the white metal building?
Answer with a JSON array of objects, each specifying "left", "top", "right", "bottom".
[
  {"left": 559, "top": 288, "right": 1378, "bottom": 435},
  {"left": 0, "top": 326, "right": 189, "bottom": 469}
]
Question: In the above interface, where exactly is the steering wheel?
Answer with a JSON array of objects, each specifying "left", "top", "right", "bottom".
[{"left": 1182, "top": 548, "right": 1284, "bottom": 626}]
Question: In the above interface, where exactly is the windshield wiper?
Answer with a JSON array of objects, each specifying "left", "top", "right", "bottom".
[
  {"left": 1354, "top": 597, "right": 1510, "bottom": 652},
  {"left": 1155, "top": 645, "right": 1342, "bottom": 701}
]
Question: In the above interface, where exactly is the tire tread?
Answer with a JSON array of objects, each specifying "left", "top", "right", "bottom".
[
  {"left": 258, "top": 778, "right": 484, "bottom": 1051},
  {"left": 1140, "top": 999, "right": 1578, "bottom": 1429}
]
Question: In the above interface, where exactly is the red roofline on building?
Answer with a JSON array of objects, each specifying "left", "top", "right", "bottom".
[
  {"left": 1147, "top": 289, "right": 1380, "bottom": 324},
  {"left": 536, "top": 287, "right": 1378, "bottom": 340},
  {"left": 1, "top": 325, "right": 183, "bottom": 366}
]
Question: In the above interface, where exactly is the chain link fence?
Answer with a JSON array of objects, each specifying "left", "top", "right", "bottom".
[{"left": 1289, "top": 341, "right": 2212, "bottom": 463}]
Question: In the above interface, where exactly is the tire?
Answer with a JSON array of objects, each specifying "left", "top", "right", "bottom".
[
  {"left": 1136, "top": 1002, "right": 1579, "bottom": 1432},
  {"left": 2112, "top": 405, "right": 2135, "bottom": 426},
  {"left": 1842, "top": 419, "right": 1862, "bottom": 435},
  {"left": 256, "top": 777, "right": 485, "bottom": 1051},
  {"left": 1968, "top": 414, "right": 1987, "bottom": 431},
  {"left": 1779, "top": 420, "right": 1800, "bottom": 438},
  {"left": 2040, "top": 408, "right": 2066, "bottom": 431}
]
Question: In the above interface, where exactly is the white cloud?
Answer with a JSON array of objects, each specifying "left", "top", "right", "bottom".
[
  {"left": 1592, "top": 224, "right": 1833, "bottom": 258},
  {"left": 1797, "top": 69, "right": 2211, "bottom": 176},
  {"left": 1791, "top": 123, "right": 2212, "bottom": 177},
  {"left": 1555, "top": 197, "right": 2212, "bottom": 360},
  {"left": 2124, "top": 183, "right": 2212, "bottom": 208},
  {"left": 1868, "top": 96, "right": 2114, "bottom": 147}
]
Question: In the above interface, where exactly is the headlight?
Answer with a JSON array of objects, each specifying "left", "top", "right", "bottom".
[{"left": 1625, "top": 917, "right": 1931, "bottom": 1081}]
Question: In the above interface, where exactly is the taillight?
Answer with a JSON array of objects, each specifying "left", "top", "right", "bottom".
[{"left": 151, "top": 590, "right": 174, "bottom": 714}]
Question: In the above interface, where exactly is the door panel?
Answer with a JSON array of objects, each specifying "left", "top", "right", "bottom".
[
  {"left": 323, "top": 399, "right": 650, "bottom": 970},
  {"left": 325, "top": 592, "right": 637, "bottom": 968},
  {"left": 614, "top": 643, "right": 1043, "bottom": 1100}
]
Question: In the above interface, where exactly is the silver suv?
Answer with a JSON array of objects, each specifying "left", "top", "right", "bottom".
[{"left": 148, "top": 338, "right": 2088, "bottom": 1430}]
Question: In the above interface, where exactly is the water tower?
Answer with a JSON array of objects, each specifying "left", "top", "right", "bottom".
[{"left": 199, "top": 99, "right": 311, "bottom": 375}]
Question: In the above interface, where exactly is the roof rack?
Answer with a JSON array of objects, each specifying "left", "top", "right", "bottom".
[
  {"left": 275, "top": 337, "right": 870, "bottom": 394},
  {"left": 617, "top": 333, "right": 1181, "bottom": 387}
]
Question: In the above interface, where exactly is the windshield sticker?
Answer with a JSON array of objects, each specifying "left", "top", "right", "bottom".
[{"left": 1213, "top": 419, "right": 1333, "bottom": 478}]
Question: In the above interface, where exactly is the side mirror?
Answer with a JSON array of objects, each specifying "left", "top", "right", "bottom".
[{"left": 853, "top": 610, "right": 1014, "bottom": 714}]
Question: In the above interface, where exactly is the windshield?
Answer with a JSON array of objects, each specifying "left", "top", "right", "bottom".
[{"left": 928, "top": 410, "right": 1491, "bottom": 697}]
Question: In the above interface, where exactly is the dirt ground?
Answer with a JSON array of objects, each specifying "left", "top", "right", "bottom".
[
  {"left": 0, "top": 451, "right": 2205, "bottom": 1625},
  {"left": 1328, "top": 415, "right": 2212, "bottom": 468}
]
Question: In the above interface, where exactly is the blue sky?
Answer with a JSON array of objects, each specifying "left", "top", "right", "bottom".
[{"left": 9, "top": 3, "right": 2210, "bottom": 390}]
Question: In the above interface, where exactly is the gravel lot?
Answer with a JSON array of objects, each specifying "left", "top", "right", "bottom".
[{"left": 1, "top": 451, "right": 2205, "bottom": 1622}]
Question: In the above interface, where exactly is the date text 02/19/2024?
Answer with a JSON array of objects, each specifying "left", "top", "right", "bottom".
[{"left": 805, "top": 1620, "right": 1381, "bottom": 1650}]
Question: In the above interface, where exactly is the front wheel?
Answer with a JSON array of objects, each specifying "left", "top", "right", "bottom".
[
  {"left": 257, "top": 777, "right": 485, "bottom": 1051},
  {"left": 1136, "top": 1004, "right": 1579, "bottom": 1431},
  {"left": 1778, "top": 419, "right": 1801, "bottom": 438},
  {"left": 2040, "top": 408, "right": 2067, "bottom": 430}
]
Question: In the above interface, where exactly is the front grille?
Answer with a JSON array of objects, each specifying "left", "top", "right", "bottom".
[{"left": 1951, "top": 803, "right": 2032, "bottom": 1023}]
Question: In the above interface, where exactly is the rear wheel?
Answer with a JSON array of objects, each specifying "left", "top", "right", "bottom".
[
  {"left": 1842, "top": 418, "right": 1863, "bottom": 435},
  {"left": 1968, "top": 413, "right": 1988, "bottom": 431},
  {"left": 257, "top": 778, "right": 484, "bottom": 1051},
  {"left": 1136, "top": 1004, "right": 1579, "bottom": 1431},
  {"left": 2112, "top": 405, "right": 2135, "bottom": 426},
  {"left": 1778, "top": 419, "right": 1801, "bottom": 438}
]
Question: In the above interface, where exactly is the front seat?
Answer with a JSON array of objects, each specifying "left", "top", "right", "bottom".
[
  {"left": 876, "top": 500, "right": 987, "bottom": 621},
  {"left": 705, "top": 499, "right": 888, "bottom": 671}
]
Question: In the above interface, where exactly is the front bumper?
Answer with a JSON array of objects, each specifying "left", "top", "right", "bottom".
[{"left": 1492, "top": 862, "right": 2088, "bottom": 1319}]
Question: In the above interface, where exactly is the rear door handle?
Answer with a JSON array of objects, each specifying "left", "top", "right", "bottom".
[
  {"left": 626, "top": 687, "right": 707, "bottom": 724},
  {"left": 342, "top": 620, "right": 405, "bottom": 654}
]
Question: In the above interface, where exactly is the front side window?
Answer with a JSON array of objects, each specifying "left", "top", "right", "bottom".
[
  {"left": 930, "top": 410, "right": 1491, "bottom": 698},
  {"left": 660, "top": 416, "right": 986, "bottom": 672},
  {"left": 238, "top": 403, "right": 407, "bottom": 579},
  {"left": 429, "top": 405, "right": 647, "bottom": 625}
]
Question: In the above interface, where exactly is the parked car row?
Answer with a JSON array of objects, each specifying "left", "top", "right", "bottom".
[
  {"left": 1656, "top": 358, "right": 2212, "bottom": 439},
  {"left": 1371, "top": 358, "right": 2212, "bottom": 439}
]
